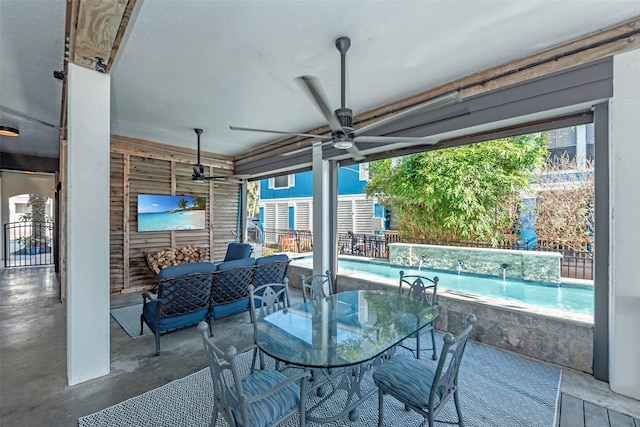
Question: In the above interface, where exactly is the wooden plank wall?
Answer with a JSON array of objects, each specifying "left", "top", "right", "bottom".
[{"left": 110, "top": 142, "right": 240, "bottom": 294}]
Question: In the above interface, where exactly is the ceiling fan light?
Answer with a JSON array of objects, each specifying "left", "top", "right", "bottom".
[
  {"left": 333, "top": 140, "right": 353, "bottom": 150},
  {"left": 0, "top": 126, "right": 19, "bottom": 137}
]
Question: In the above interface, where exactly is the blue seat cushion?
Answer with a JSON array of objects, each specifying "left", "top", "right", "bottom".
[
  {"left": 229, "top": 369, "right": 300, "bottom": 427},
  {"left": 211, "top": 298, "right": 249, "bottom": 319},
  {"left": 255, "top": 254, "right": 289, "bottom": 265},
  {"left": 373, "top": 355, "right": 443, "bottom": 408},
  {"left": 217, "top": 257, "right": 256, "bottom": 270},
  {"left": 158, "top": 262, "right": 217, "bottom": 280},
  {"left": 142, "top": 300, "right": 208, "bottom": 333}
]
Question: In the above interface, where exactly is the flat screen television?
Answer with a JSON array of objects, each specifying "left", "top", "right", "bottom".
[{"left": 137, "top": 194, "right": 206, "bottom": 232}]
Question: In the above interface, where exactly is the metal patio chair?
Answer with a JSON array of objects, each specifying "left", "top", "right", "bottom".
[
  {"left": 373, "top": 314, "right": 477, "bottom": 427},
  {"left": 249, "top": 281, "right": 291, "bottom": 371},
  {"left": 197, "top": 321, "right": 310, "bottom": 427},
  {"left": 398, "top": 270, "right": 439, "bottom": 360},
  {"left": 300, "top": 270, "right": 333, "bottom": 303}
]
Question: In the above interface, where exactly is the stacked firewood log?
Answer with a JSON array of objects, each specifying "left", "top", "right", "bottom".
[{"left": 145, "top": 245, "right": 207, "bottom": 274}]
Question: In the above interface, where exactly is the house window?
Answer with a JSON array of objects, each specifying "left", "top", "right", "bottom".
[
  {"left": 269, "top": 174, "right": 295, "bottom": 189},
  {"left": 359, "top": 163, "right": 369, "bottom": 181}
]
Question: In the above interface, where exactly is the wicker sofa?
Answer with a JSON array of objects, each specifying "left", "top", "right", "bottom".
[{"left": 140, "top": 254, "right": 290, "bottom": 355}]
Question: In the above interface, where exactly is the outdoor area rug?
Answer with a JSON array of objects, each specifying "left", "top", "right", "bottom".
[
  {"left": 110, "top": 304, "right": 151, "bottom": 338},
  {"left": 79, "top": 339, "right": 560, "bottom": 426}
]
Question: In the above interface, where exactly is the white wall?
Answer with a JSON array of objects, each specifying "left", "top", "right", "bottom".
[
  {"left": 66, "top": 64, "right": 111, "bottom": 385},
  {"left": 610, "top": 48, "right": 640, "bottom": 400}
]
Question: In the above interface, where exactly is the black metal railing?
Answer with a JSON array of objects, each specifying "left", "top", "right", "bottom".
[
  {"left": 262, "top": 228, "right": 313, "bottom": 254},
  {"left": 262, "top": 228, "right": 594, "bottom": 280},
  {"left": 4, "top": 221, "right": 54, "bottom": 268}
]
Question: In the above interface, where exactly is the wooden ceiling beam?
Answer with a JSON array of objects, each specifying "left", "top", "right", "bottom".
[{"left": 71, "top": 0, "right": 135, "bottom": 73}]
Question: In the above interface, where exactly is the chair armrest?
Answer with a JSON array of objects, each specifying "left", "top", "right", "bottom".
[{"left": 142, "top": 291, "right": 155, "bottom": 305}]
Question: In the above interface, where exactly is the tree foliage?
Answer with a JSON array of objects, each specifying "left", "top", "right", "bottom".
[
  {"left": 533, "top": 153, "right": 594, "bottom": 250},
  {"left": 192, "top": 197, "right": 206, "bottom": 210},
  {"left": 365, "top": 135, "right": 548, "bottom": 242}
]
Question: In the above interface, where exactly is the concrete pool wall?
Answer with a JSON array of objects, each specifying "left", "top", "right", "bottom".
[
  {"left": 287, "top": 262, "right": 593, "bottom": 373},
  {"left": 389, "top": 243, "right": 563, "bottom": 283}
]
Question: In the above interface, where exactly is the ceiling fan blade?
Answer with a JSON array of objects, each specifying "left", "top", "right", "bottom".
[
  {"left": 299, "top": 76, "right": 345, "bottom": 135},
  {"left": 354, "top": 90, "right": 461, "bottom": 136},
  {"left": 345, "top": 145, "right": 366, "bottom": 161},
  {"left": 280, "top": 140, "right": 338, "bottom": 157},
  {"left": 354, "top": 135, "right": 439, "bottom": 145},
  {"left": 230, "top": 125, "right": 332, "bottom": 140},
  {"left": 280, "top": 146, "right": 312, "bottom": 156}
]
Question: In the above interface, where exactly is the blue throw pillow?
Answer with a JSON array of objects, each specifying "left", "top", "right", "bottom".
[{"left": 223, "top": 242, "right": 252, "bottom": 262}]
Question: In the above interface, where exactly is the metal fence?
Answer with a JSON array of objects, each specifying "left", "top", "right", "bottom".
[
  {"left": 3, "top": 221, "right": 55, "bottom": 268},
  {"left": 262, "top": 228, "right": 594, "bottom": 280}
]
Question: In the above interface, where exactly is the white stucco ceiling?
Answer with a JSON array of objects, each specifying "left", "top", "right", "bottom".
[{"left": 2, "top": 1, "right": 640, "bottom": 163}]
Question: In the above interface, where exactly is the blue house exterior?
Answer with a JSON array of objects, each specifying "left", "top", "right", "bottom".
[{"left": 259, "top": 164, "right": 388, "bottom": 238}]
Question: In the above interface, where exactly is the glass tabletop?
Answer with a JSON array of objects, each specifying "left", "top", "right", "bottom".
[{"left": 254, "top": 289, "right": 438, "bottom": 368}]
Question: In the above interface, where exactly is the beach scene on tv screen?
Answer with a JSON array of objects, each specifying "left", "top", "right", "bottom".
[{"left": 138, "top": 194, "right": 206, "bottom": 232}]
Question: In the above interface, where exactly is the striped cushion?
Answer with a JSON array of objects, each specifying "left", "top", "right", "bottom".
[
  {"left": 373, "top": 355, "right": 443, "bottom": 408},
  {"left": 229, "top": 369, "right": 300, "bottom": 427}
]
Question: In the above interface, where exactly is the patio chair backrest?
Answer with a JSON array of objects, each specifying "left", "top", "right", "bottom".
[
  {"left": 399, "top": 270, "right": 439, "bottom": 307},
  {"left": 249, "top": 280, "right": 291, "bottom": 327},
  {"left": 252, "top": 254, "right": 290, "bottom": 288},
  {"left": 430, "top": 314, "right": 476, "bottom": 411},
  {"left": 156, "top": 263, "right": 217, "bottom": 317},
  {"left": 300, "top": 270, "right": 333, "bottom": 303}
]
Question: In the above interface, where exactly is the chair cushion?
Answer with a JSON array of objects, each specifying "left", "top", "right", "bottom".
[
  {"left": 229, "top": 369, "right": 300, "bottom": 427},
  {"left": 211, "top": 298, "right": 249, "bottom": 319},
  {"left": 142, "top": 300, "right": 208, "bottom": 332},
  {"left": 224, "top": 242, "right": 253, "bottom": 262},
  {"left": 373, "top": 355, "right": 443, "bottom": 408},
  {"left": 255, "top": 254, "right": 289, "bottom": 265},
  {"left": 158, "top": 262, "right": 217, "bottom": 279},
  {"left": 217, "top": 257, "right": 256, "bottom": 271}
]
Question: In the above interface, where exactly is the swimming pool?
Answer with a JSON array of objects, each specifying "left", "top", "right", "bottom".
[{"left": 297, "top": 257, "right": 594, "bottom": 315}]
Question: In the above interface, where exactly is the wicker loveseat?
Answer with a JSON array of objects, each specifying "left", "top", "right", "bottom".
[{"left": 141, "top": 254, "right": 290, "bottom": 355}]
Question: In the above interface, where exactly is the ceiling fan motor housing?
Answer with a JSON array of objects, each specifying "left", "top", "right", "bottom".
[{"left": 332, "top": 107, "right": 355, "bottom": 149}]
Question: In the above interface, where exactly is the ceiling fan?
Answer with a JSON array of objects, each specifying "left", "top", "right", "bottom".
[
  {"left": 230, "top": 36, "right": 463, "bottom": 160},
  {"left": 191, "top": 128, "right": 248, "bottom": 183}
]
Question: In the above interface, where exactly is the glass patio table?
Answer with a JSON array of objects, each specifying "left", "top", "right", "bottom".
[{"left": 254, "top": 289, "right": 438, "bottom": 423}]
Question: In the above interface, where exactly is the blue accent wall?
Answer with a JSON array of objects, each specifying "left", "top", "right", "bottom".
[
  {"left": 337, "top": 166, "right": 367, "bottom": 195},
  {"left": 261, "top": 165, "right": 367, "bottom": 200}
]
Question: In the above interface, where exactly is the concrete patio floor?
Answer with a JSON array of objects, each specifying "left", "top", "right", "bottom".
[{"left": 1, "top": 265, "right": 638, "bottom": 426}]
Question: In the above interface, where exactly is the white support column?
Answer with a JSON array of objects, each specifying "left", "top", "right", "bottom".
[
  {"left": 610, "top": 48, "right": 640, "bottom": 400},
  {"left": 312, "top": 142, "right": 338, "bottom": 278},
  {"left": 66, "top": 64, "right": 111, "bottom": 385}
]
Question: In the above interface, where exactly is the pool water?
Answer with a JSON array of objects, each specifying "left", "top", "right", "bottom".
[{"left": 317, "top": 258, "right": 593, "bottom": 315}]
